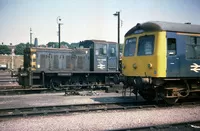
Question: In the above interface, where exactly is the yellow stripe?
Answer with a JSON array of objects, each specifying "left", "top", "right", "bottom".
[
  {"left": 177, "top": 32, "right": 200, "bottom": 36},
  {"left": 30, "top": 48, "right": 36, "bottom": 70},
  {"left": 31, "top": 61, "right": 36, "bottom": 71}
]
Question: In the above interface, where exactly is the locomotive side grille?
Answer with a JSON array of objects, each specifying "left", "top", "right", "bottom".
[
  {"left": 40, "top": 54, "right": 46, "bottom": 68},
  {"left": 77, "top": 56, "right": 84, "bottom": 69},
  {"left": 54, "top": 55, "right": 59, "bottom": 69},
  {"left": 66, "top": 55, "right": 71, "bottom": 69}
]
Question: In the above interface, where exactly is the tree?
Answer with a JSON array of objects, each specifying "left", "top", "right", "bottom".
[
  {"left": 60, "top": 41, "right": 70, "bottom": 48},
  {"left": 47, "top": 42, "right": 58, "bottom": 48},
  {"left": 26, "top": 42, "right": 34, "bottom": 47},
  {"left": 39, "top": 44, "right": 46, "bottom": 47},
  {"left": 0, "top": 45, "right": 11, "bottom": 55},
  {"left": 14, "top": 43, "right": 27, "bottom": 55},
  {"left": 70, "top": 42, "right": 80, "bottom": 49},
  {"left": 47, "top": 41, "right": 70, "bottom": 48}
]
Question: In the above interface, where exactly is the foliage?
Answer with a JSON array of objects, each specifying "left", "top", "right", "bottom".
[
  {"left": 47, "top": 41, "right": 70, "bottom": 48},
  {"left": 39, "top": 44, "right": 46, "bottom": 47},
  {"left": 26, "top": 42, "right": 34, "bottom": 47},
  {"left": 14, "top": 43, "right": 27, "bottom": 55},
  {"left": 47, "top": 42, "right": 57, "bottom": 48},
  {"left": 0, "top": 45, "right": 11, "bottom": 55},
  {"left": 60, "top": 41, "right": 70, "bottom": 48},
  {"left": 70, "top": 42, "right": 80, "bottom": 49}
]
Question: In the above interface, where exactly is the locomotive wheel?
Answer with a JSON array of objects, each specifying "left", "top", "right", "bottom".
[
  {"left": 50, "top": 78, "right": 62, "bottom": 91},
  {"left": 139, "top": 84, "right": 156, "bottom": 101}
]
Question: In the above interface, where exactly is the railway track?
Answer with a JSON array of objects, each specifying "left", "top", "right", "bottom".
[
  {"left": 0, "top": 77, "right": 18, "bottom": 82},
  {"left": 0, "top": 100, "right": 199, "bottom": 119},
  {"left": 111, "top": 120, "right": 200, "bottom": 131},
  {"left": 0, "top": 84, "right": 51, "bottom": 95},
  {"left": 0, "top": 87, "right": 49, "bottom": 95},
  {"left": 0, "top": 84, "right": 121, "bottom": 95}
]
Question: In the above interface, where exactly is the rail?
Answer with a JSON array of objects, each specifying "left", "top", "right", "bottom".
[
  {"left": 111, "top": 120, "right": 200, "bottom": 131},
  {"left": 0, "top": 100, "right": 199, "bottom": 119}
]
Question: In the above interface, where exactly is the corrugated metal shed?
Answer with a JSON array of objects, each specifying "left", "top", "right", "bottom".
[{"left": 125, "top": 21, "right": 200, "bottom": 37}]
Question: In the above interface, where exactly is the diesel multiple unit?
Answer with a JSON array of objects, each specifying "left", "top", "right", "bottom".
[{"left": 122, "top": 21, "right": 200, "bottom": 104}]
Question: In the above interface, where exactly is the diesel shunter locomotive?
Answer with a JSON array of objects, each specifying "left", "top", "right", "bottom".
[
  {"left": 122, "top": 21, "right": 200, "bottom": 104},
  {"left": 18, "top": 40, "right": 120, "bottom": 90}
]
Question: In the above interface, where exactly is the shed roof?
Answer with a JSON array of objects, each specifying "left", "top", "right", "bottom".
[{"left": 125, "top": 21, "right": 200, "bottom": 37}]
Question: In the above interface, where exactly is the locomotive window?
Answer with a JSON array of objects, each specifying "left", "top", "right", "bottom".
[
  {"left": 186, "top": 36, "right": 200, "bottom": 59},
  {"left": 124, "top": 38, "right": 136, "bottom": 56},
  {"left": 110, "top": 47, "right": 116, "bottom": 57},
  {"left": 95, "top": 49, "right": 99, "bottom": 55},
  {"left": 137, "top": 35, "right": 155, "bottom": 56},
  {"left": 103, "top": 45, "right": 107, "bottom": 55},
  {"left": 167, "top": 38, "right": 176, "bottom": 56},
  {"left": 99, "top": 45, "right": 107, "bottom": 55}
]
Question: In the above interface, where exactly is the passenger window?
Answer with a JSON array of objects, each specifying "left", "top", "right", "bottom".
[
  {"left": 186, "top": 36, "right": 200, "bottom": 59},
  {"left": 124, "top": 38, "right": 136, "bottom": 56},
  {"left": 137, "top": 35, "right": 154, "bottom": 56},
  {"left": 167, "top": 38, "right": 176, "bottom": 56}
]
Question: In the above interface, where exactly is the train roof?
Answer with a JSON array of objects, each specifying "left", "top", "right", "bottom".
[
  {"left": 125, "top": 21, "right": 200, "bottom": 37},
  {"left": 25, "top": 47, "right": 72, "bottom": 51},
  {"left": 86, "top": 39, "right": 117, "bottom": 44}
]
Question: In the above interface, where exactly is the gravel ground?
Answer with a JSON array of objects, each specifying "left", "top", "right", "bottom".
[
  {"left": 0, "top": 92, "right": 143, "bottom": 109},
  {"left": 0, "top": 106, "right": 199, "bottom": 131}
]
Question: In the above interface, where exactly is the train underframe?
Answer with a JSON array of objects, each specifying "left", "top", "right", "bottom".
[
  {"left": 123, "top": 76, "right": 200, "bottom": 104},
  {"left": 18, "top": 71, "right": 120, "bottom": 91}
]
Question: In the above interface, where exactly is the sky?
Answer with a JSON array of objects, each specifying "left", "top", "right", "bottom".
[{"left": 0, "top": 0, "right": 200, "bottom": 45}]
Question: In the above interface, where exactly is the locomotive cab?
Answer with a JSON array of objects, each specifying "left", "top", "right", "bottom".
[{"left": 79, "top": 40, "right": 119, "bottom": 72}]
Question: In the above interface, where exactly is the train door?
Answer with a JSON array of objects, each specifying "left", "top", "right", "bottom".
[
  {"left": 94, "top": 44, "right": 107, "bottom": 71},
  {"left": 108, "top": 44, "right": 118, "bottom": 71},
  {"left": 166, "top": 32, "right": 180, "bottom": 77}
]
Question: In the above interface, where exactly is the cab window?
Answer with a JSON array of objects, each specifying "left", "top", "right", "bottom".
[
  {"left": 124, "top": 38, "right": 136, "bottom": 56},
  {"left": 97, "top": 44, "right": 107, "bottom": 56},
  {"left": 137, "top": 35, "right": 154, "bottom": 56},
  {"left": 167, "top": 38, "right": 176, "bottom": 56},
  {"left": 109, "top": 47, "right": 116, "bottom": 57}
]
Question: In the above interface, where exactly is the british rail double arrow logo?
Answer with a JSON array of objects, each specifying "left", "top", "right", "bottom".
[{"left": 190, "top": 63, "right": 200, "bottom": 73}]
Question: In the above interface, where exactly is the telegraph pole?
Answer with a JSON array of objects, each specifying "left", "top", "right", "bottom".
[
  {"left": 113, "top": 11, "right": 121, "bottom": 61},
  {"left": 57, "top": 16, "right": 63, "bottom": 48},
  {"left": 59, "top": 23, "right": 61, "bottom": 48},
  {"left": 30, "top": 28, "right": 32, "bottom": 45}
]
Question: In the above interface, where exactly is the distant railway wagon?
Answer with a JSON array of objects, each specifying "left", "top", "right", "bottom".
[
  {"left": 122, "top": 21, "right": 200, "bottom": 104},
  {"left": 0, "top": 64, "right": 7, "bottom": 70},
  {"left": 18, "top": 40, "right": 120, "bottom": 90}
]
